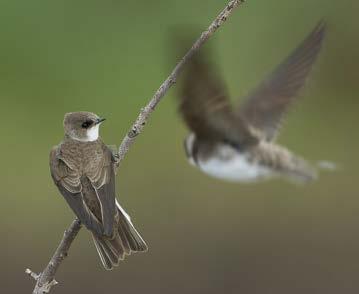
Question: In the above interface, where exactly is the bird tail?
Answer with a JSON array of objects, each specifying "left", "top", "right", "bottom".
[
  {"left": 288, "top": 168, "right": 318, "bottom": 184},
  {"left": 317, "top": 160, "right": 338, "bottom": 171},
  {"left": 283, "top": 155, "right": 319, "bottom": 184},
  {"left": 286, "top": 158, "right": 339, "bottom": 184},
  {"left": 92, "top": 202, "right": 148, "bottom": 270}
]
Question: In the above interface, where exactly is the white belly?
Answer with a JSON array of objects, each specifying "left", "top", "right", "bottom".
[{"left": 197, "top": 152, "right": 271, "bottom": 183}]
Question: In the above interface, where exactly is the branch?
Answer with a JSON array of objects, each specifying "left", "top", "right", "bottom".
[
  {"left": 117, "top": 0, "right": 246, "bottom": 164},
  {"left": 26, "top": 219, "right": 81, "bottom": 294},
  {"left": 26, "top": 0, "right": 246, "bottom": 292}
]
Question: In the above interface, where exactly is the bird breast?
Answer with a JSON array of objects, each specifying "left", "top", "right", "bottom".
[
  {"left": 196, "top": 144, "right": 271, "bottom": 182},
  {"left": 59, "top": 139, "right": 105, "bottom": 176}
]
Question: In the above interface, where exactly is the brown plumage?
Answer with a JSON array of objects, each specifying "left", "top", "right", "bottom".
[
  {"left": 238, "top": 22, "right": 326, "bottom": 141},
  {"left": 177, "top": 22, "right": 327, "bottom": 183},
  {"left": 50, "top": 112, "right": 147, "bottom": 270}
]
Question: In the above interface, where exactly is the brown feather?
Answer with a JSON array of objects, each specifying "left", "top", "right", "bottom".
[
  {"left": 248, "top": 142, "right": 318, "bottom": 183},
  {"left": 50, "top": 138, "right": 116, "bottom": 236},
  {"left": 51, "top": 112, "right": 148, "bottom": 270},
  {"left": 178, "top": 47, "right": 258, "bottom": 148},
  {"left": 238, "top": 21, "right": 326, "bottom": 141}
]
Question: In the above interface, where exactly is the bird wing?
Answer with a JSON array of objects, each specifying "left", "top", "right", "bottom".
[
  {"left": 178, "top": 49, "right": 258, "bottom": 147},
  {"left": 238, "top": 21, "right": 326, "bottom": 141},
  {"left": 49, "top": 146, "right": 104, "bottom": 235},
  {"left": 86, "top": 145, "right": 117, "bottom": 237}
]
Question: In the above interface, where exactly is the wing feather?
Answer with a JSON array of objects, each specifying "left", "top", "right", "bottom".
[
  {"left": 89, "top": 146, "right": 116, "bottom": 237},
  {"left": 50, "top": 147, "right": 104, "bottom": 235},
  {"left": 238, "top": 21, "right": 326, "bottom": 141},
  {"left": 178, "top": 48, "right": 258, "bottom": 147}
]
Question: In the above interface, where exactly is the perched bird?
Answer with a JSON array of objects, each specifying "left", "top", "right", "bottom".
[
  {"left": 177, "top": 22, "right": 327, "bottom": 183},
  {"left": 50, "top": 112, "right": 147, "bottom": 270}
]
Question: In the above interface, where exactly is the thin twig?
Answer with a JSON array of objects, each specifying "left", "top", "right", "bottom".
[
  {"left": 117, "top": 0, "right": 246, "bottom": 164},
  {"left": 26, "top": 1, "right": 246, "bottom": 292},
  {"left": 26, "top": 219, "right": 81, "bottom": 294}
]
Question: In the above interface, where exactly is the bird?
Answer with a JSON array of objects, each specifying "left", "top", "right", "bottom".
[
  {"left": 177, "top": 22, "right": 328, "bottom": 184},
  {"left": 50, "top": 112, "right": 147, "bottom": 270}
]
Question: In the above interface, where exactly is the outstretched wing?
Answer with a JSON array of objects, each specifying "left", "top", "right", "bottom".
[
  {"left": 49, "top": 146, "right": 104, "bottom": 235},
  {"left": 178, "top": 49, "right": 258, "bottom": 147},
  {"left": 238, "top": 21, "right": 326, "bottom": 141}
]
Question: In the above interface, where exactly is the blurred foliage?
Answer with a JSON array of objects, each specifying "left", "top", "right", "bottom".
[{"left": 1, "top": 0, "right": 358, "bottom": 293}]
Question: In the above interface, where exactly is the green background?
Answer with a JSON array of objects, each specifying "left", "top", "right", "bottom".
[{"left": 1, "top": 0, "right": 358, "bottom": 293}]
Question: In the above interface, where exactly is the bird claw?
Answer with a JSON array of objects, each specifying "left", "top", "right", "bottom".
[
  {"left": 107, "top": 144, "right": 120, "bottom": 166},
  {"left": 113, "top": 154, "right": 120, "bottom": 167}
]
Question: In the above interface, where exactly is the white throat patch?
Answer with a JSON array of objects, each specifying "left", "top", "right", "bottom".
[
  {"left": 86, "top": 124, "right": 99, "bottom": 141},
  {"left": 68, "top": 123, "right": 101, "bottom": 142},
  {"left": 70, "top": 125, "right": 100, "bottom": 142}
]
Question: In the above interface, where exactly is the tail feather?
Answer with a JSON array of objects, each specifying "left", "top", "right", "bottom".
[
  {"left": 118, "top": 214, "right": 147, "bottom": 252},
  {"left": 92, "top": 202, "right": 148, "bottom": 270},
  {"left": 272, "top": 150, "right": 318, "bottom": 184},
  {"left": 92, "top": 235, "right": 114, "bottom": 270},
  {"left": 104, "top": 241, "right": 121, "bottom": 265},
  {"left": 116, "top": 200, "right": 148, "bottom": 252},
  {"left": 98, "top": 235, "right": 123, "bottom": 263},
  {"left": 285, "top": 156, "right": 318, "bottom": 184},
  {"left": 317, "top": 160, "right": 337, "bottom": 171},
  {"left": 286, "top": 158, "right": 337, "bottom": 184},
  {"left": 286, "top": 166, "right": 318, "bottom": 184},
  {"left": 116, "top": 223, "right": 131, "bottom": 255}
]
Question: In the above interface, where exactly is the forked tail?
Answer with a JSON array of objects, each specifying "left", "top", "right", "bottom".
[
  {"left": 92, "top": 201, "right": 147, "bottom": 270},
  {"left": 286, "top": 158, "right": 337, "bottom": 184}
]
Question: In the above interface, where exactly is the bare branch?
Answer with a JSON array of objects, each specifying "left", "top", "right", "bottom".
[
  {"left": 26, "top": 0, "right": 246, "bottom": 292},
  {"left": 26, "top": 219, "right": 81, "bottom": 294},
  {"left": 117, "top": 0, "right": 246, "bottom": 164}
]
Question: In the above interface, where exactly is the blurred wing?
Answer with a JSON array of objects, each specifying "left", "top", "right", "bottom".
[
  {"left": 50, "top": 147, "right": 104, "bottom": 235},
  {"left": 88, "top": 146, "right": 117, "bottom": 237},
  {"left": 238, "top": 21, "right": 326, "bottom": 141},
  {"left": 178, "top": 50, "right": 257, "bottom": 146}
]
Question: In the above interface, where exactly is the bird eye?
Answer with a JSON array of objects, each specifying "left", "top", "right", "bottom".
[{"left": 81, "top": 120, "right": 93, "bottom": 129}]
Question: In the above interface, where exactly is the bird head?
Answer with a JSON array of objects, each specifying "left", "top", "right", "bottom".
[{"left": 63, "top": 111, "right": 106, "bottom": 142}]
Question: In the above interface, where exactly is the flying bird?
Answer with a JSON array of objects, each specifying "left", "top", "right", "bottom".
[
  {"left": 177, "top": 22, "right": 327, "bottom": 183},
  {"left": 50, "top": 112, "right": 147, "bottom": 270}
]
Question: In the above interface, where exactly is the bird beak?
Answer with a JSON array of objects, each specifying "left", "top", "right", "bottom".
[{"left": 95, "top": 118, "right": 106, "bottom": 125}]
